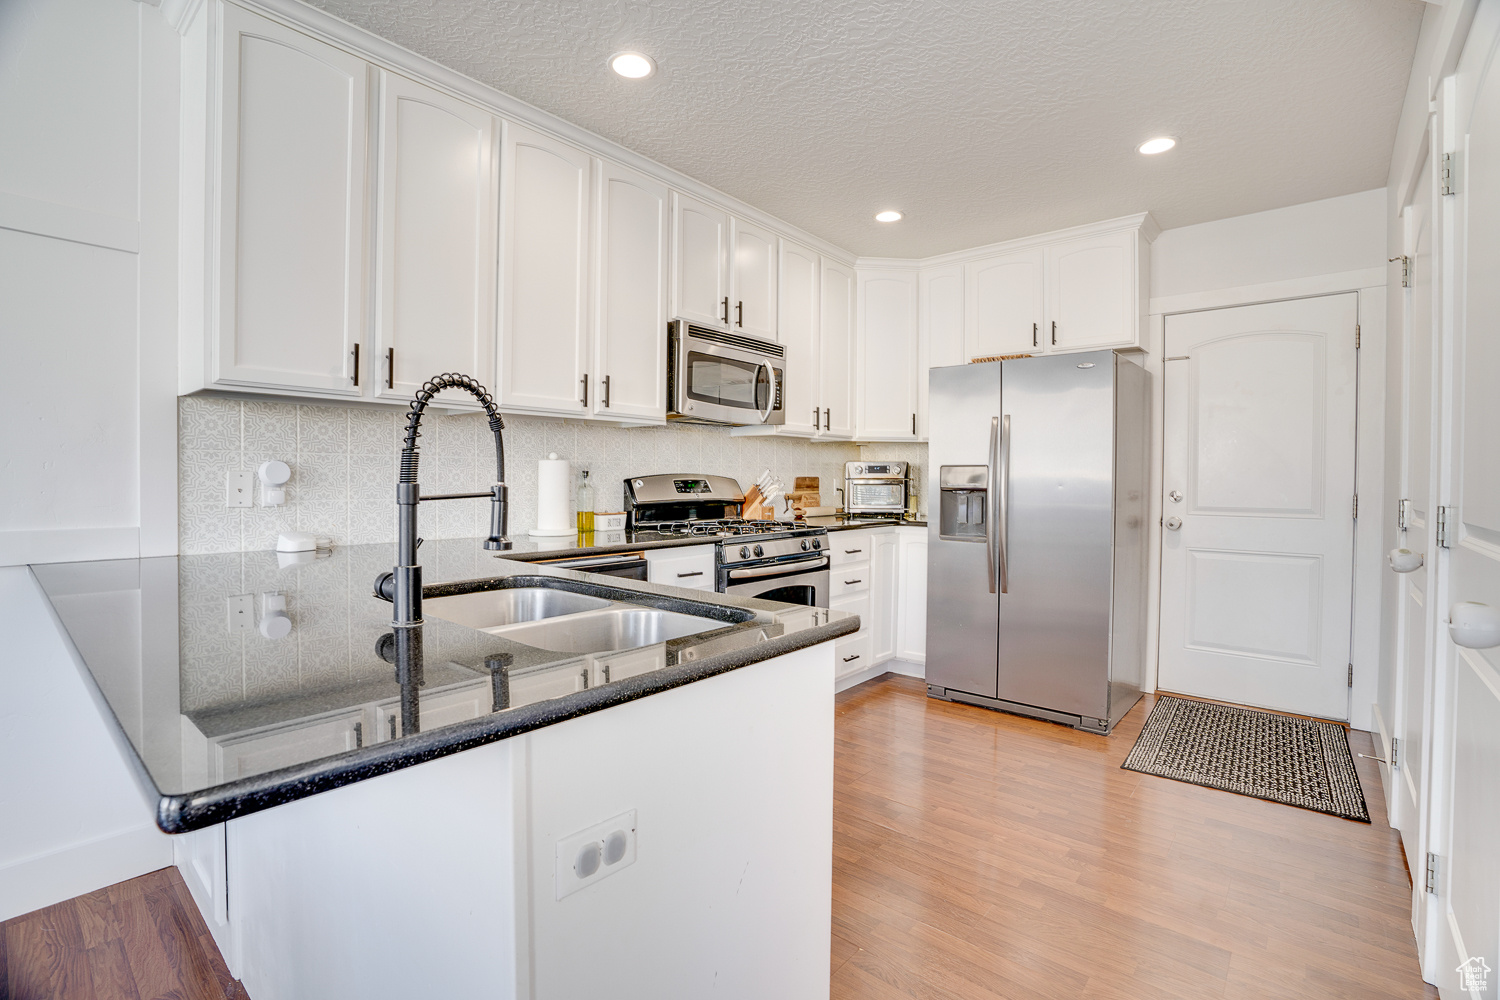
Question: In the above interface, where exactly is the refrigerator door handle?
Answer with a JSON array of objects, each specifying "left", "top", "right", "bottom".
[
  {"left": 986, "top": 417, "right": 999, "bottom": 593},
  {"left": 998, "top": 414, "right": 1010, "bottom": 594}
]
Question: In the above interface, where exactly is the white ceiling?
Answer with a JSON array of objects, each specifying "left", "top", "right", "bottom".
[{"left": 308, "top": 0, "right": 1425, "bottom": 258}]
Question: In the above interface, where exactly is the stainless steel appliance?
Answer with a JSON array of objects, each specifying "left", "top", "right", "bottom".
[
  {"left": 667, "top": 320, "right": 786, "bottom": 426},
  {"left": 623, "top": 474, "right": 829, "bottom": 606},
  {"left": 843, "top": 461, "right": 908, "bottom": 515},
  {"left": 535, "top": 551, "right": 649, "bottom": 580},
  {"left": 925, "top": 351, "right": 1149, "bottom": 734}
]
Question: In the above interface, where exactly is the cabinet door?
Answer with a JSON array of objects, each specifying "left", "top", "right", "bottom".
[
  {"left": 499, "top": 123, "right": 592, "bottom": 413},
  {"left": 215, "top": 710, "right": 364, "bottom": 782},
  {"left": 965, "top": 249, "right": 1044, "bottom": 360},
  {"left": 595, "top": 161, "right": 668, "bottom": 422},
  {"left": 919, "top": 265, "right": 965, "bottom": 441},
  {"left": 673, "top": 193, "right": 730, "bottom": 328},
  {"left": 215, "top": 5, "right": 369, "bottom": 395},
  {"left": 857, "top": 269, "right": 919, "bottom": 439},
  {"left": 373, "top": 72, "right": 496, "bottom": 407},
  {"left": 731, "top": 218, "right": 778, "bottom": 340},
  {"left": 818, "top": 259, "right": 856, "bottom": 438},
  {"left": 897, "top": 531, "right": 927, "bottom": 663},
  {"left": 1044, "top": 230, "right": 1136, "bottom": 351},
  {"left": 777, "top": 240, "right": 820, "bottom": 435},
  {"left": 871, "top": 530, "right": 899, "bottom": 663}
]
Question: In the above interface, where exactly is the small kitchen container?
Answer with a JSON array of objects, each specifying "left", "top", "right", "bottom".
[{"left": 596, "top": 512, "right": 627, "bottom": 531}]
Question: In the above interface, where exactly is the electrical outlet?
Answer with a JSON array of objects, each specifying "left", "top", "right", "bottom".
[
  {"left": 226, "top": 594, "right": 253, "bottom": 633},
  {"left": 554, "top": 810, "right": 636, "bottom": 900},
  {"left": 225, "top": 469, "right": 253, "bottom": 508}
]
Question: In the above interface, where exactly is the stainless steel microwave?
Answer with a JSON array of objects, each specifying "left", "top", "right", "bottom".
[{"left": 667, "top": 320, "right": 786, "bottom": 426}]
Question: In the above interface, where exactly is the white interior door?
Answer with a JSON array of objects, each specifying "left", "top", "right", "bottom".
[
  {"left": 1394, "top": 153, "right": 1433, "bottom": 848},
  {"left": 1159, "top": 294, "right": 1359, "bottom": 719},
  {"left": 1434, "top": 41, "right": 1500, "bottom": 990}
]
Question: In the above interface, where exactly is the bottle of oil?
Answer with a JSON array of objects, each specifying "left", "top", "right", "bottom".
[{"left": 576, "top": 469, "right": 595, "bottom": 533}]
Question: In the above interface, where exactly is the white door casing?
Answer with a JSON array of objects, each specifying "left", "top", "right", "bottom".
[{"left": 1159, "top": 294, "right": 1359, "bottom": 720}]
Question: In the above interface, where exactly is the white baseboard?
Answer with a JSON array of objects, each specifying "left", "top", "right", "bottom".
[
  {"left": 835, "top": 658, "right": 925, "bottom": 693},
  {"left": 0, "top": 823, "right": 172, "bottom": 922}
]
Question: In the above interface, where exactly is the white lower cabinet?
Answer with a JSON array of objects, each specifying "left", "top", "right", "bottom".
[
  {"left": 831, "top": 526, "right": 926, "bottom": 688},
  {"left": 214, "top": 709, "right": 365, "bottom": 782},
  {"left": 834, "top": 632, "right": 873, "bottom": 682},
  {"left": 896, "top": 530, "right": 927, "bottom": 663},
  {"left": 644, "top": 544, "right": 716, "bottom": 591},
  {"left": 872, "top": 530, "right": 899, "bottom": 662}
]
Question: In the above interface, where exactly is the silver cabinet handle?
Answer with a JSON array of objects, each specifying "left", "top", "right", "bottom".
[
  {"left": 824, "top": 407, "right": 831, "bottom": 429},
  {"left": 602, "top": 375, "right": 611, "bottom": 408},
  {"left": 736, "top": 301, "right": 744, "bottom": 327},
  {"left": 1051, "top": 321, "right": 1057, "bottom": 346},
  {"left": 1032, "top": 323, "right": 1038, "bottom": 348},
  {"left": 353, "top": 721, "right": 363, "bottom": 748},
  {"left": 721, "top": 297, "right": 729, "bottom": 324},
  {"left": 580, "top": 373, "right": 589, "bottom": 407},
  {"left": 385, "top": 348, "right": 395, "bottom": 389},
  {"left": 814, "top": 407, "right": 820, "bottom": 430}
]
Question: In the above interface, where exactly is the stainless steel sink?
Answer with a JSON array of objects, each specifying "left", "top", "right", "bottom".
[
  {"left": 424, "top": 587, "right": 615, "bottom": 629},
  {"left": 487, "top": 606, "right": 729, "bottom": 654}
]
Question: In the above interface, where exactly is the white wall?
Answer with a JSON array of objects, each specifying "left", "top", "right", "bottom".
[
  {"left": 1146, "top": 189, "right": 1389, "bottom": 732},
  {"left": 1151, "top": 188, "right": 1387, "bottom": 300},
  {"left": 0, "top": 0, "right": 180, "bottom": 920},
  {"left": 0, "top": 0, "right": 179, "bottom": 568}
]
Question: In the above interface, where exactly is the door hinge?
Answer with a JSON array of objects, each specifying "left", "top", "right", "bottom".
[
  {"left": 1441, "top": 152, "right": 1457, "bottom": 196},
  {"left": 1389, "top": 256, "right": 1410, "bottom": 287},
  {"left": 1391, "top": 736, "right": 1400, "bottom": 770},
  {"left": 1436, "top": 505, "right": 1451, "bottom": 548},
  {"left": 1348, "top": 663, "right": 1354, "bottom": 687},
  {"left": 1355, "top": 324, "right": 1361, "bottom": 350},
  {"left": 1425, "top": 852, "right": 1440, "bottom": 894},
  {"left": 1398, "top": 497, "right": 1410, "bottom": 532}
]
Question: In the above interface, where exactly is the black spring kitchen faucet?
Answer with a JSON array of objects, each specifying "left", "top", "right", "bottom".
[{"left": 374, "top": 373, "right": 512, "bottom": 627}]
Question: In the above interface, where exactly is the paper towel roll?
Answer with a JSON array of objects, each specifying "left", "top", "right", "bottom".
[{"left": 531, "top": 453, "right": 576, "bottom": 536}]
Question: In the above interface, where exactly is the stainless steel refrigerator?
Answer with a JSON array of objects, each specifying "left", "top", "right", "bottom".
[{"left": 925, "top": 351, "right": 1149, "bottom": 733}]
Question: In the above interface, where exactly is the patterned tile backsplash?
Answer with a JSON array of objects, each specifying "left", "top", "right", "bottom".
[{"left": 179, "top": 397, "right": 928, "bottom": 554}]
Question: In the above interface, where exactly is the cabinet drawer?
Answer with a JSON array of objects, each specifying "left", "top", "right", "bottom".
[
  {"left": 830, "top": 533, "right": 875, "bottom": 567},
  {"left": 830, "top": 590, "right": 872, "bottom": 635},
  {"left": 645, "top": 545, "right": 716, "bottom": 590},
  {"left": 835, "top": 632, "right": 874, "bottom": 681},
  {"left": 831, "top": 564, "right": 872, "bottom": 599}
]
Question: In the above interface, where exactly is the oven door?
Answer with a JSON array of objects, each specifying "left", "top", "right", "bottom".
[
  {"left": 846, "top": 480, "right": 907, "bottom": 513},
  {"left": 672, "top": 331, "right": 785, "bottom": 425},
  {"left": 720, "top": 556, "right": 830, "bottom": 608}
]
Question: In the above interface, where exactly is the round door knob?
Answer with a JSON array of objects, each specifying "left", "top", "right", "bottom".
[
  {"left": 1165, "top": 517, "right": 1183, "bottom": 531},
  {"left": 739, "top": 546, "right": 749, "bottom": 559},
  {"left": 801, "top": 539, "right": 810, "bottom": 551},
  {"left": 753, "top": 544, "right": 764, "bottom": 556},
  {"left": 1169, "top": 490, "right": 1183, "bottom": 503}
]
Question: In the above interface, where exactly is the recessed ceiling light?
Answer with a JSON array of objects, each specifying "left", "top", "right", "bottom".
[
  {"left": 1138, "top": 136, "right": 1177, "bottom": 155},
  {"left": 610, "top": 52, "right": 656, "bottom": 79},
  {"left": 875, "top": 210, "right": 903, "bottom": 222}
]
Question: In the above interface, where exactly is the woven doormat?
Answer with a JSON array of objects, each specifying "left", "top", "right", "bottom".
[{"left": 1121, "top": 695, "right": 1370, "bottom": 823}]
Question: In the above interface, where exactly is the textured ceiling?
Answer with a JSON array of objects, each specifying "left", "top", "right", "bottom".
[{"left": 308, "top": 0, "right": 1425, "bottom": 258}]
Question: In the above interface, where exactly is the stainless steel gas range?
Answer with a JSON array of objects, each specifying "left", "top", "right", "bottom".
[{"left": 623, "top": 474, "right": 830, "bottom": 607}]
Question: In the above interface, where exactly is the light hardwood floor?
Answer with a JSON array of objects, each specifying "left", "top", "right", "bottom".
[{"left": 831, "top": 676, "right": 1436, "bottom": 1000}]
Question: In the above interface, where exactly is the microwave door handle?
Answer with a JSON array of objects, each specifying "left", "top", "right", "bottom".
[
  {"left": 986, "top": 416, "right": 999, "bottom": 594},
  {"left": 757, "top": 360, "right": 776, "bottom": 423}
]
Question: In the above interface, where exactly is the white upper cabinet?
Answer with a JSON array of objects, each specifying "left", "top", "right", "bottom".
[
  {"left": 819, "top": 259, "right": 857, "bottom": 439},
  {"left": 1044, "top": 229, "right": 1139, "bottom": 351},
  {"left": 856, "top": 269, "right": 919, "bottom": 440},
  {"left": 966, "top": 248, "right": 1044, "bottom": 359},
  {"left": 372, "top": 71, "right": 497, "bottom": 407},
  {"left": 919, "top": 265, "right": 965, "bottom": 440},
  {"left": 213, "top": 5, "right": 369, "bottom": 395},
  {"left": 498, "top": 123, "right": 593, "bottom": 414},
  {"left": 673, "top": 193, "right": 730, "bottom": 328},
  {"left": 594, "top": 161, "right": 669, "bottom": 422},
  {"left": 777, "top": 241, "right": 821, "bottom": 436},
  {"left": 731, "top": 219, "right": 778, "bottom": 340}
]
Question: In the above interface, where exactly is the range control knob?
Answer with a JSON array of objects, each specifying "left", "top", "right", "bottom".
[
  {"left": 812, "top": 539, "right": 822, "bottom": 550},
  {"left": 739, "top": 546, "right": 750, "bottom": 559},
  {"left": 801, "top": 539, "right": 810, "bottom": 551},
  {"left": 753, "top": 544, "right": 764, "bottom": 557}
]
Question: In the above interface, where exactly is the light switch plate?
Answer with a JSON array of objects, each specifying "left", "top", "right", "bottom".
[
  {"left": 554, "top": 809, "right": 637, "bottom": 900},
  {"left": 225, "top": 469, "right": 253, "bottom": 508}
]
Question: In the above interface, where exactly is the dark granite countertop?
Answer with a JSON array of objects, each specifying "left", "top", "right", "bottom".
[{"left": 31, "top": 540, "right": 857, "bottom": 834}]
